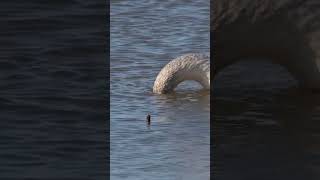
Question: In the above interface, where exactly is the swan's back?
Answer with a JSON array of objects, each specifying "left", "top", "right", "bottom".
[{"left": 153, "top": 53, "right": 210, "bottom": 94}]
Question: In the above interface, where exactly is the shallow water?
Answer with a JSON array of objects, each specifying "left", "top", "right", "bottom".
[
  {"left": 213, "top": 61, "right": 320, "bottom": 180},
  {"left": 110, "top": 0, "right": 210, "bottom": 179}
]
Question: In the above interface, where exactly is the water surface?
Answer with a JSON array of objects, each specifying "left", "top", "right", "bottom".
[
  {"left": 110, "top": 0, "right": 210, "bottom": 179},
  {"left": 213, "top": 61, "right": 320, "bottom": 180},
  {"left": 0, "top": 1, "right": 108, "bottom": 179}
]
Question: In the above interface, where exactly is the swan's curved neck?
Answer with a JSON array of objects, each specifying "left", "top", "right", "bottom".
[{"left": 153, "top": 53, "right": 210, "bottom": 94}]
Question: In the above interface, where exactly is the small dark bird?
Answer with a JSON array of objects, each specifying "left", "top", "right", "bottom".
[{"left": 146, "top": 114, "right": 151, "bottom": 125}]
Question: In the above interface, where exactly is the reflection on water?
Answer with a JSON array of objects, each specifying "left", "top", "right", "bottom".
[
  {"left": 213, "top": 61, "right": 320, "bottom": 180},
  {"left": 110, "top": 0, "right": 209, "bottom": 179}
]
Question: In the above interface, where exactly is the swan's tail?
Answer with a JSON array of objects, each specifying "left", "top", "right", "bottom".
[{"left": 153, "top": 53, "right": 210, "bottom": 94}]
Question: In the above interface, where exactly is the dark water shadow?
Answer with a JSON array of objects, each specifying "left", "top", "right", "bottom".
[{"left": 212, "top": 62, "right": 320, "bottom": 180}]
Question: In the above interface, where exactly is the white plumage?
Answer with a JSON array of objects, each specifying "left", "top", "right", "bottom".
[{"left": 153, "top": 53, "right": 210, "bottom": 94}]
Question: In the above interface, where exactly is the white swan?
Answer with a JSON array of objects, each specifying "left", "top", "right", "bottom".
[{"left": 153, "top": 53, "right": 210, "bottom": 94}]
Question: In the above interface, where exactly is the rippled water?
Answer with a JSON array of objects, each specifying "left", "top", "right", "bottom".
[
  {"left": 110, "top": 0, "right": 210, "bottom": 179},
  {"left": 213, "top": 61, "right": 320, "bottom": 180},
  {"left": 0, "top": 1, "right": 108, "bottom": 179}
]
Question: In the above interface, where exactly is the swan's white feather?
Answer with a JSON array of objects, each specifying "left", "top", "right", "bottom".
[{"left": 153, "top": 53, "right": 210, "bottom": 94}]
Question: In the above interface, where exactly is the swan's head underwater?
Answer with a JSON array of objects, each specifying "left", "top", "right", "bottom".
[{"left": 153, "top": 53, "right": 210, "bottom": 94}]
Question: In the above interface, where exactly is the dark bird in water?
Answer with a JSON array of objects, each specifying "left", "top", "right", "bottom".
[{"left": 146, "top": 114, "right": 151, "bottom": 125}]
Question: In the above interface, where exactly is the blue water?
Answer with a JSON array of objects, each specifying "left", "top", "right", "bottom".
[
  {"left": 0, "top": 1, "right": 108, "bottom": 179},
  {"left": 110, "top": 0, "right": 210, "bottom": 179}
]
